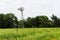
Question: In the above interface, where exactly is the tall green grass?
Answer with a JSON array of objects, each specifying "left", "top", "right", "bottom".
[{"left": 0, "top": 28, "right": 60, "bottom": 40}]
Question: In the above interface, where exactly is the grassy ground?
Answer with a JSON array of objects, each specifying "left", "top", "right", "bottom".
[{"left": 0, "top": 28, "right": 60, "bottom": 40}]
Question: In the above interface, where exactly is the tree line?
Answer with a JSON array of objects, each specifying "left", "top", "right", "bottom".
[{"left": 0, "top": 13, "right": 60, "bottom": 28}]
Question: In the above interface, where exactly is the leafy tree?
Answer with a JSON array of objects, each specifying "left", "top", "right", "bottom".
[
  {"left": 26, "top": 17, "right": 32, "bottom": 27},
  {"left": 0, "top": 14, "right": 5, "bottom": 28},
  {"left": 35, "top": 16, "right": 52, "bottom": 27},
  {"left": 51, "top": 14, "right": 60, "bottom": 27},
  {"left": 4, "top": 13, "right": 18, "bottom": 28},
  {"left": 18, "top": 20, "right": 26, "bottom": 28}
]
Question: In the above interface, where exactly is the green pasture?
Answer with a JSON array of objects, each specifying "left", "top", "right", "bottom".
[{"left": 0, "top": 28, "right": 60, "bottom": 40}]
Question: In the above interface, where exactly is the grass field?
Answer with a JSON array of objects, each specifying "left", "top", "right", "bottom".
[{"left": 0, "top": 28, "right": 60, "bottom": 40}]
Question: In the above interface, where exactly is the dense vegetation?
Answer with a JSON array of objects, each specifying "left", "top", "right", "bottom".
[
  {"left": 0, "top": 13, "right": 60, "bottom": 28},
  {"left": 0, "top": 28, "right": 60, "bottom": 40}
]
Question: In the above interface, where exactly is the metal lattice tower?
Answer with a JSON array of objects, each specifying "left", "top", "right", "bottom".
[
  {"left": 18, "top": 7, "right": 24, "bottom": 28},
  {"left": 18, "top": 7, "right": 24, "bottom": 20}
]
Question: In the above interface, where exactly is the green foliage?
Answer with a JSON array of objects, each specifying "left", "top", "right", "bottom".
[
  {"left": 19, "top": 16, "right": 52, "bottom": 28},
  {"left": 18, "top": 14, "right": 60, "bottom": 28},
  {"left": 18, "top": 20, "right": 25, "bottom": 28},
  {"left": 0, "top": 14, "right": 5, "bottom": 28},
  {"left": 5, "top": 13, "right": 18, "bottom": 28},
  {"left": 27, "top": 17, "right": 33, "bottom": 27},
  {"left": 51, "top": 14, "right": 60, "bottom": 27},
  {"left": 0, "top": 13, "right": 18, "bottom": 28},
  {"left": 0, "top": 13, "right": 60, "bottom": 28},
  {"left": 35, "top": 16, "right": 51, "bottom": 27}
]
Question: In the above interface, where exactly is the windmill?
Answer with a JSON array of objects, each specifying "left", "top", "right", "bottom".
[
  {"left": 18, "top": 7, "right": 24, "bottom": 28},
  {"left": 18, "top": 7, "right": 24, "bottom": 20}
]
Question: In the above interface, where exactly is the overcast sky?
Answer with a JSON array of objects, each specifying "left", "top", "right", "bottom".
[{"left": 0, "top": 0, "right": 60, "bottom": 20}]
